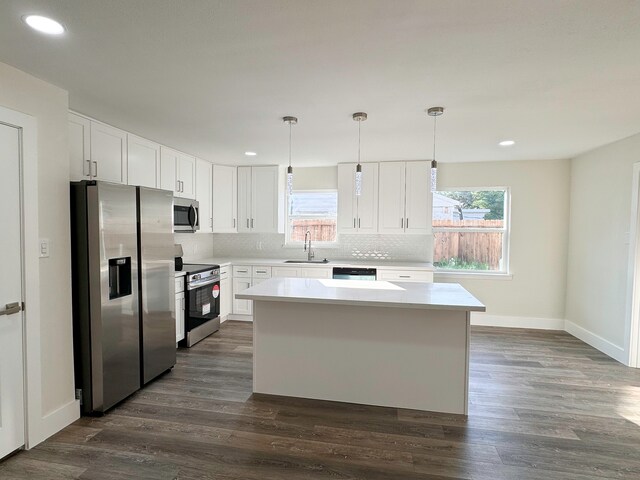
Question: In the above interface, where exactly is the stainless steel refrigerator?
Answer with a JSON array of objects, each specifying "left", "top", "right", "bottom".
[{"left": 71, "top": 181, "right": 176, "bottom": 415}]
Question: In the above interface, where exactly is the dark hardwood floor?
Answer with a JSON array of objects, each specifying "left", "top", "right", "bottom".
[{"left": 3, "top": 321, "right": 640, "bottom": 479}]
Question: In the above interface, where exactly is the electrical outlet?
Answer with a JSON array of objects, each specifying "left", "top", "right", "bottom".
[{"left": 39, "top": 238, "right": 50, "bottom": 258}]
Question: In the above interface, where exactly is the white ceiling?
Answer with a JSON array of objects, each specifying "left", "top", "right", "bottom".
[{"left": 1, "top": 0, "right": 639, "bottom": 166}]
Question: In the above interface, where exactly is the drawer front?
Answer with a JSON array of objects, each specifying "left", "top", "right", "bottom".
[
  {"left": 377, "top": 269, "right": 434, "bottom": 282},
  {"left": 174, "top": 276, "right": 185, "bottom": 294},
  {"left": 233, "top": 265, "right": 252, "bottom": 278},
  {"left": 252, "top": 266, "right": 272, "bottom": 279},
  {"left": 220, "top": 266, "right": 230, "bottom": 280},
  {"left": 272, "top": 266, "right": 300, "bottom": 278}
]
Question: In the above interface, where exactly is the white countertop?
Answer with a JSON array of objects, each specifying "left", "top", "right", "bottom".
[
  {"left": 189, "top": 257, "right": 433, "bottom": 271},
  {"left": 236, "top": 278, "right": 485, "bottom": 311}
]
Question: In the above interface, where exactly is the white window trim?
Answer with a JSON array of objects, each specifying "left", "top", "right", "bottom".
[
  {"left": 432, "top": 186, "right": 511, "bottom": 275},
  {"left": 285, "top": 188, "right": 339, "bottom": 247}
]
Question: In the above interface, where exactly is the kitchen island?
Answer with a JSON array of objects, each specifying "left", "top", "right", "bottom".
[{"left": 236, "top": 278, "right": 485, "bottom": 414}]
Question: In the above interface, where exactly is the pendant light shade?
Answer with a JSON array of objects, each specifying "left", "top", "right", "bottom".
[
  {"left": 427, "top": 107, "right": 444, "bottom": 192},
  {"left": 353, "top": 112, "right": 368, "bottom": 196},
  {"left": 283, "top": 116, "right": 298, "bottom": 195}
]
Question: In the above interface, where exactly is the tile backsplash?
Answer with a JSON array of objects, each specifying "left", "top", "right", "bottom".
[
  {"left": 175, "top": 233, "right": 215, "bottom": 260},
  {"left": 210, "top": 233, "right": 432, "bottom": 262}
]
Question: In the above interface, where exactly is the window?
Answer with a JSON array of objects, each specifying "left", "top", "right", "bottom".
[
  {"left": 432, "top": 188, "right": 509, "bottom": 272},
  {"left": 286, "top": 190, "right": 338, "bottom": 244}
]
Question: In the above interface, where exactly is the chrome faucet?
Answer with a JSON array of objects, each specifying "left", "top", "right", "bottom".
[{"left": 304, "top": 230, "right": 315, "bottom": 261}]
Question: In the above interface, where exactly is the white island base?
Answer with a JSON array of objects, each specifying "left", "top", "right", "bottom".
[{"left": 241, "top": 279, "right": 485, "bottom": 415}]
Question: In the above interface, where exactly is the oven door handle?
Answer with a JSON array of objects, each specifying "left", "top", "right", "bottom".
[{"left": 187, "top": 278, "right": 219, "bottom": 290}]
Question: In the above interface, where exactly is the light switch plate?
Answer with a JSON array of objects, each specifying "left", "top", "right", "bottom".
[{"left": 39, "top": 238, "right": 50, "bottom": 258}]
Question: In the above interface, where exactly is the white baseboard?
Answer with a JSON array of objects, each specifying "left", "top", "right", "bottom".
[
  {"left": 27, "top": 398, "right": 80, "bottom": 449},
  {"left": 564, "top": 320, "right": 627, "bottom": 364},
  {"left": 226, "top": 314, "right": 253, "bottom": 322},
  {"left": 470, "top": 313, "right": 564, "bottom": 330}
]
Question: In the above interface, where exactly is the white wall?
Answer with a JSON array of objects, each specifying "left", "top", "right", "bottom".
[
  {"left": 0, "top": 61, "right": 77, "bottom": 443},
  {"left": 437, "top": 159, "right": 571, "bottom": 325},
  {"left": 565, "top": 132, "right": 640, "bottom": 361},
  {"left": 292, "top": 166, "right": 337, "bottom": 190}
]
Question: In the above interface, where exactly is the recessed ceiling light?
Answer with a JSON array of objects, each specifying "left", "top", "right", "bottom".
[
  {"left": 498, "top": 140, "right": 515, "bottom": 147},
  {"left": 22, "top": 15, "right": 65, "bottom": 35},
  {"left": 244, "top": 151, "right": 257, "bottom": 156}
]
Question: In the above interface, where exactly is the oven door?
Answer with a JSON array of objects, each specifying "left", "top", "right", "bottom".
[
  {"left": 185, "top": 279, "right": 220, "bottom": 332},
  {"left": 174, "top": 199, "right": 199, "bottom": 232}
]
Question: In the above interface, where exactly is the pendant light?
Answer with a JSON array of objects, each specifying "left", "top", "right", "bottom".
[
  {"left": 353, "top": 112, "right": 368, "bottom": 196},
  {"left": 427, "top": 106, "right": 444, "bottom": 192},
  {"left": 283, "top": 116, "right": 298, "bottom": 195}
]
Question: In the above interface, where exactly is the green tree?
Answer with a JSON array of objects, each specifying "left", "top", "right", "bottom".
[{"left": 438, "top": 190, "right": 504, "bottom": 220}]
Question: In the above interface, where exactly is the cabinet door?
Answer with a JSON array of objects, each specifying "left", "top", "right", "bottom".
[
  {"left": 405, "top": 161, "right": 431, "bottom": 234},
  {"left": 220, "top": 278, "right": 231, "bottom": 319},
  {"left": 232, "top": 277, "right": 253, "bottom": 315},
  {"left": 301, "top": 267, "right": 331, "bottom": 279},
  {"left": 90, "top": 121, "right": 127, "bottom": 184},
  {"left": 176, "top": 292, "right": 185, "bottom": 343},
  {"left": 237, "top": 166, "right": 252, "bottom": 232},
  {"left": 177, "top": 153, "right": 196, "bottom": 199},
  {"left": 251, "top": 166, "right": 280, "bottom": 233},
  {"left": 68, "top": 113, "right": 91, "bottom": 181},
  {"left": 357, "top": 163, "right": 379, "bottom": 233},
  {"left": 337, "top": 163, "right": 357, "bottom": 233},
  {"left": 160, "top": 147, "right": 179, "bottom": 195},
  {"left": 195, "top": 159, "right": 213, "bottom": 233},
  {"left": 272, "top": 266, "right": 301, "bottom": 278},
  {"left": 127, "top": 134, "right": 160, "bottom": 188},
  {"left": 378, "top": 162, "right": 406, "bottom": 234},
  {"left": 212, "top": 165, "right": 238, "bottom": 232}
]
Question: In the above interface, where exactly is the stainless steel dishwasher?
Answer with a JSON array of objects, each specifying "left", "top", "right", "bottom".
[{"left": 332, "top": 267, "right": 377, "bottom": 281}]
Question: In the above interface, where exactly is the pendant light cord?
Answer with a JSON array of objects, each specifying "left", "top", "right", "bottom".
[
  {"left": 358, "top": 119, "right": 362, "bottom": 165},
  {"left": 288, "top": 121, "right": 292, "bottom": 168},
  {"left": 432, "top": 115, "right": 437, "bottom": 163}
]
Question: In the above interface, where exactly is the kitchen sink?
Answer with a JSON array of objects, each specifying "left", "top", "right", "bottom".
[{"left": 284, "top": 259, "right": 330, "bottom": 264}]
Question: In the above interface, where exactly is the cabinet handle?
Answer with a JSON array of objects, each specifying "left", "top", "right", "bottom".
[
  {"left": 401, "top": 218, "right": 404, "bottom": 228},
  {"left": 406, "top": 218, "right": 409, "bottom": 228},
  {"left": 251, "top": 218, "right": 254, "bottom": 228},
  {"left": 92, "top": 161, "right": 98, "bottom": 178},
  {"left": 176, "top": 180, "right": 180, "bottom": 192},
  {"left": 210, "top": 217, "right": 213, "bottom": 227},
  {"left": 358, "top": 218, "right": 361, "bottom": 228},
  {"left": 353, "top": 218, "right": 356, "bottom": 228},
  {"left": 256, "top": 270, "right": 267, "bottom": 274},
  {"left": 233, "top": 218, "right": 236, "bottom": 228},
  {"left": 85, "top": 159, "right": 91, "bottom": 177},
  {"left": 246, "top": 218, "right": 249, "bottom": 228},
  {"left": 399, "top": 275, "right": 411, "bottom": 278}
]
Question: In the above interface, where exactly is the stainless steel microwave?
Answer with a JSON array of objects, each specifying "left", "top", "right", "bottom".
[{"left": 173, "top": 198, "right": 199, "bottom": 232}]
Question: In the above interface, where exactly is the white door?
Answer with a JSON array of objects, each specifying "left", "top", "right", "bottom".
[
  {"left": 212, "top": 165, "right": 238, "bottom": 232},
  {"left": 127, "top": 134, "right": 160, "bottom": 188},
  {"left": 356, "top": 163, "right": 379, "bottom": 233},
  {"left": 0, "top": 123, "right": 25, "bottom": 458},
  {"left": 251, "top": 166, "right": 279, "bottom": 233},
  {"left": 177, "top": 153, "right": 196, "bottom": 199},
  {"left": 405, "top": 161, "right": 431, "bottom": 234},
  {"left": 337, "top": 163, "right": 357, "bottom": 233},
  {"left": 378, "top": 162, "right": 406, "bottom": 234},
  {"left": 90, "top": 121, "right": 127, "bottom": 184},
  {"left": 68, "top": 112, "right": 91, "bottom": 181},
  {"left": 237, "top": 166, "right": 252, "bottom": 232},
  {"left": 160, "top": 147, "right": 179, "bottom": 195},
  {"left": 195, "top": 159, "right": 213, "bottom": 233}
]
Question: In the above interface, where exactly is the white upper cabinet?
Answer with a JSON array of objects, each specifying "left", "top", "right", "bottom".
[
  {"left": 378, "top": 161, "right": 431, "bottom": 234},
  {"left": 212, "top": 165, "right": 237, "bottom": 233},
  {"left": 378, "top": 162, "right": 406, "bottom": 233},
  {"left": 404, "top": 161, "right": 431, "bottom": 234},
  {"left": 177, "top": 153, "right": 196, "bottom": 199},
  {"left": 160, "top": 146, "right": 178, "bottom": 194},
  {"left": 195, "top": 159, "right": 213, "bottom": 233},
  {"left": 160, "top": 147, "right": 195, "bottom": 199},
  {"left": 237, "top": 165, "right": 284, "bottom": 233},
  {"left": 337, "top": 163, "right": 378, "bottom": 233},
  {"left": 90, "top": 121, "right": 127, "bottom": 184},
  {"left": 69, "top": 113, "right": 91, "bottom": 181},
  {"left": 127, "top": 134, "right": 160, "bottom": 188}
]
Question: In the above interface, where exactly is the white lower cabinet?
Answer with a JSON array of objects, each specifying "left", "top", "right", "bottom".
[
  {"left": 232, "top": 277, "right": 253, "bottom": 315},
  {"left": 175, "top": 291, "right": 185, "bottom": 343},
  {"left": 272, "top": 266, "right": 301, "bottom": 278},
  {"left": 377, "top": 269, "right": 434, "bottom": 283},
  {"left": 220, "top": 266, "right": 231, "bottom": 321},
  {"left": 302, "top": 267, "right": 331, "bottom": 279}
]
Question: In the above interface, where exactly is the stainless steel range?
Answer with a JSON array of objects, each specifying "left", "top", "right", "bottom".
[{"left": 179, "top": 264, "right": 221, "bottom": 347}]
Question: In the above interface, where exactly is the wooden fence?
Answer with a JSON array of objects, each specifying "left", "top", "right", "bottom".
[
  {"left": 433, "top": 220, "right": 504, "bottom": 269},
  {"left": 291, "top": 219, "right": 337, "bottom": 242}
]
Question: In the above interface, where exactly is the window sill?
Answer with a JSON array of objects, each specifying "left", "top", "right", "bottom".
[{"left": 434, "top": 271, "right": 513, "bottom": 281}]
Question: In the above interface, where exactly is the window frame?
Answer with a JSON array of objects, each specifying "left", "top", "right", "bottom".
[
  {"left": 432, "top": 186, "right": 511, "bottom": 275},
  {"left": 285, "top": 188, "right": 339, "bottom": 247}
]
